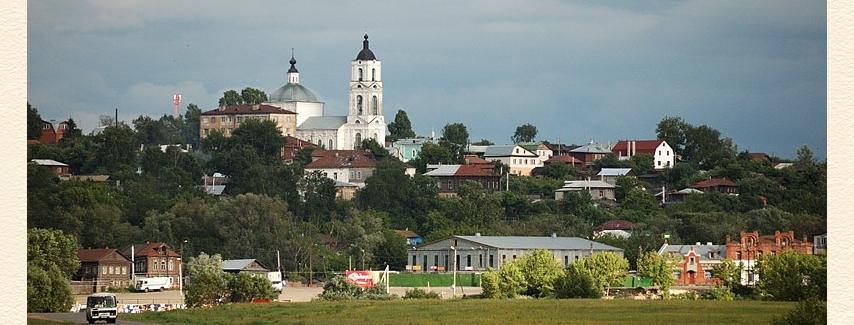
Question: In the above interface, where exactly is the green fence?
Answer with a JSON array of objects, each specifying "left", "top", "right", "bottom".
[
  {"left": 620, "top": 276, "right": 653, "bottom": 288},
  {"left": 389, "top": 273, "right": 481, "bottom": 287}
]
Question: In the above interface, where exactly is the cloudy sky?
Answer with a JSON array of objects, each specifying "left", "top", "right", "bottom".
[{"left": 28, "top": 0, "right": 826, "bottom": 159}]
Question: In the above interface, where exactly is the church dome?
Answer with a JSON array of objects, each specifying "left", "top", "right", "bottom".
[
  {"left": 355, "top": 34, "right": 377, "bottom": 61},
  {"left": 269, "top": 83, "right": 321, "bottom": 103}
]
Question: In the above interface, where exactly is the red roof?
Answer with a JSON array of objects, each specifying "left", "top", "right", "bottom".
[
  {"left": 453, "top": 164, "right": 497, "bottom": 177},
  {"left": 694, "top": 178, "right": 738, "bottom": 188},
  {"left": 305, "top": 150, "right": 378, "bottom": 169},
  {"left": 123, "top": 242, "right": 180, "bottom": 258},
  {"left": 611, "top": 140, "right": 664, "bottom": 155},
  {"left": 78, "top": 248, "right": 127, "bottom": 262},
  {"left": 596, "top": 220, "right": 635, "bottom": 231},
  {"left": 748, "top": 152, "right": 770, "bottom": 161},
  {"left": 394, "top": 229, "right": 421, "bottom": 238},
  {"left": 464, "top": 155, "right": 492, "bottom": 165},
  {"left": 545, "top": 155, "right": 583, "bottom": 165},
  {"left": 201, "top": 104, "right": 297, "bottom": 116}
]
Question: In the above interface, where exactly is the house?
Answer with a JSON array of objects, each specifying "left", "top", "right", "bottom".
[
  {"left": 222, "top": 259, "right": 272, "bottom": 277},
  {"left": 305, "top": 149, "right": 378, "bottom": 188},
  {"left": 281, "top": 135, "right": 317, "bottom": 163},
  {"left": 519, "top": 142, "right": 554, "bottom": 161},
  {"left": 813, "top": 233, "right": 826, "bottom": 255},
  {"left": 424, "top": 164, "right": 501, "bottom": 195},
  {"left": 544, "top": 155, "right": 584, "bottom": 168},
  {"left": 554, "top": 180, "right": 616, "bottom": 201},
  {"left": 408, "top": 234, "right": 623, "bottom": 272},
  {"left": 725, "top": 231, "right": 813, "bottom": 285},
  {"left": 482, "top": 145, "right": 542, "bottom": 176},
  {"left": 34, "top": 119, "right": 70, "bottom": 144},
  {"left": 569, "top": 142, "right": 612, "bottom": 167},
  {"left": 201, "top": 173, "right": 229, "bottom": 196},
  {"left": 31, "top": 159, "right": 71, "bottom": 177},
  {"left": 395, "top": 229, "right": 424, "bottom": 246},
  {"left": 391, "top": 138, "right": 435, "bottom": 162},
  {"left": 463, "top": 154, "right": 496, "bottom": 171},
  {"left": 75, "top": 248, "right": 133, "bottom": 292},
  {"left": 658, "top": 243, "right": 725, "bottom": 286},
  {"left": 748, "top": 152, "right": 771, "bottom": 162},
  {"left": 334, "top": 180, "right": 359, "bottom": 200},
  {"left": 200, "top": 104, "right": 298, "bottom": 139},
  {"left": 546, "top": 143, "right": 581, "bottom": 157},
  {"left": 594, "top": 220, "right": 635, "bottom": 239},
  {"left": 122, "top": 242, "right": 182, "bottom": 288},
  {"left": 611, "top": 140, "right": 675, "bottom": 169},
  {"left": 694, "top": 178, "right": 739, "bottom": 195},
  {"left": 596, "top": 168, "right": 632, "bottom": 185},
  {"left": 654, "top": 188, "right": 703, "bottom": 204}
]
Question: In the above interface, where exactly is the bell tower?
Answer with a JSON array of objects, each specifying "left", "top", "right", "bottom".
[{"left": 348, "top": 34, "right": 383, "bottom": 120}]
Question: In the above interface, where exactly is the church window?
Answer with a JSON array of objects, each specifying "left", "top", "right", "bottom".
[
  {"left": 329, "top": 139, "right": 333, "bottom": 149},
  {"left": 357, "top": 96, "right": 363, "bottom": 114},
  {"left": 373, "top": 133, "right": 378, "bottom": 140},
  {"left": 333, "top": 172, "right": 338, "bottom": 179},
  {"left": 355, "top": 133, "right": 362, "bottom": 148},
  {"left": 355, "top": 120, "right": 360, "bottom": 124},
  {"left": 317, "top": 139, "right": 322, "bottom": 146},
  {"left": 372, "top": 96, "right": 378, "bottom": 115},
  {"left": 372, "top": 68, "right": 376, "bottom": 81},
  {"left": 358, "top": 68, "right": 363, "bottom": 81}
]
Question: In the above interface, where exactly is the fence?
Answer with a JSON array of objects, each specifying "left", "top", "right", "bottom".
[{"left": 389, "top": 273, "right": 481, "bottom": 287}]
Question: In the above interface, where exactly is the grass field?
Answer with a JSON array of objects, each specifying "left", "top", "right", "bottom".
[
  {"left": 125, "top": 299, "right": 793, "bottom": 325},
  {"left": 26, "top": 318, "right": 72, "bottom": 324},
  {"left": 388, "top": 273, "right": 652, "bottom": 288}
]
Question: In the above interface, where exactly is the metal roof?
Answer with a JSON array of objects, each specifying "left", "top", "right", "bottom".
[
  {"left": 570, "top": 143, "right": 612, "bottom": 154},
  {"left": 597, "top": 168, "right": 632, "bottom": 176},
  {"left": 31, "top": 159, "right": 68, "bottom": 167},
  {"left": 483, "top": 145, "right": 536, "bottom": 157},
  {"left": 455, "top": 235, "right": 623, "bottom": 251},
  {"left": 298, "top": 116, "right": 347, "bottom": 130},
  {"left": 222, "top": 259, "right": 269, "bottom": 271},
  {"left": 658, "top": 244, "right": 726, "bottom": 261},
  {"left": 424, "top": 164, "right": 460, "bottom": 176},
  {"left": 465, "top": 145, "right": 489, "bottom": 154},
  {"left": 269, "top": 83, "right": 322, "bottom": 103},
  {"left": 355, "top": 34, "right": 378, "bottom": 60},
  {"left": 556, "top": 180, "right": 615, "bottom": 191}
]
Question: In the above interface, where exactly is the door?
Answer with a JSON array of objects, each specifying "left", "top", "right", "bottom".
[{"left": 687, "top": 271, "right": 696, "bottom": 285}]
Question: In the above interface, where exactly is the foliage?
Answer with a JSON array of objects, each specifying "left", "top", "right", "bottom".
[
  {"left": 511, "top": 123, "right": 538, "bottom": 143},
  {"left": 543, "top": 162, "right": 577, "bottom": 180},
  {"left": 555, "top": 264, "right": 602, "bottom": 299},
  {"left": 185, "top": 270, "right": 230, "bottom": 308},
  {"left": 480, "top": 269, "right": 501, "bottom": 299},
  {"left": 472, "top": 139, "right": 494, "bottom": 145},
  {"left": 496, "top": 260, "right": 528, "bottom": 298},
  {"left": 440, "top": 122, "right": 469, "bottom": 161},
  {"left": 615, "top": 176, "right": 643, "bottom": 202},
  {"left": 240, "top": 87, "right": 268, "bottom": 104},
  {"left": 410, "top": 142, "right": 455, "bottom": 173},
  {"left": 656, "top": 116, "right": 690, "bottom": 157},
  {"left": 636, "top": 251, "right": 676, "bottom": 296},
  {"left": 218, "top": 90, "right": 243, "bottom": 106},
  {"left": 373, "top": 229, "right": 408, "bottom": 270},
  {"left": 520, "top": 249, "right": 565, "bottom": 297},
  {"left": 215, "top": 194, "right": 295, "bottom": 269},
  {"left": 228, "top": 272, "right": 278, "bottom": 303},
  {"left": 402, "top": 288, "right": 440, "bottom": 299},
  {"left": 186, "top": 252, "right": 224, "bottom": 277},
  {"left": 756, "top": 250, "right": 826, "bottom": 301},
  {"left": 318, "top": 275, "right": 396, "bottom": 301},
  {"left": 28, "top": 102, "right": 43, "bottom": 139},
  {"left": 387, "top": 110, "right": 416, "bottom": 142},
  {"left": 771, "top": 298, "right": 826, "bottom": 325},
  {"left": 27, "top": 263, "right": 75, "bottom": 313},
  {"left": 361, "top": 138, "right": 390, "bottom": 159},
  {"left": 711, "top": 259, "right": 741, "bottom": 289},
  {"left": 573, "top": 252, "right": 629, "bottom": 296},
  {"left": 704, "top": 286, "right": 734, "bottom": 301}
]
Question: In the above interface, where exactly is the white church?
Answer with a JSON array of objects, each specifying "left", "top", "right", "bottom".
[{"left": 266, "top": 34, "right": 386, "bottom": 150}]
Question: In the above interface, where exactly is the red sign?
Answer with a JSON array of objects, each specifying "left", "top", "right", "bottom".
[{"left": 345, "top": 271, "right": 374, "bottom": 288}]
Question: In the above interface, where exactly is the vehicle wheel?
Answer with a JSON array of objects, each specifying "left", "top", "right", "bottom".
[
  {"left": 144, "top": 287, "right": 149, "bottom": 293},
  {"left": 87, "top": 319, "right": 94, "bottom": 324},
  {"left": 108, "top": 318, "right": 116, "bottom": 324}
]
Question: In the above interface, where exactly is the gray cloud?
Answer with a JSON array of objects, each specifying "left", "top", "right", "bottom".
[{"left": 28, "top": 0, "right": 826, "bottom": 159}]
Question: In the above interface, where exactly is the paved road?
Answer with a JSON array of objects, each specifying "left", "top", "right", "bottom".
[{"left": 29, "top": 313, "right": 150, "bottom": 325}]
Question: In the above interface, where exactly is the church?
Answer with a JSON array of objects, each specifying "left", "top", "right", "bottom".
[{"left": 266, "top": 34, "right": 386, "bottom": 150}]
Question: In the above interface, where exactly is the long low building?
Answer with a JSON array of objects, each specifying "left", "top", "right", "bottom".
[{"left": 407, "top": 234, "right": 623, "bottom": 272}]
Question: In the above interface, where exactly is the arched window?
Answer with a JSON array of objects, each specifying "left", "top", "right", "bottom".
[
  {"left": 328, "top": 139, "right": 333, "bottom": 149},
  {"left": 317, "top": 139, "right": 322, "bottom": 146},
  {"left": 373, "top": 133, "right": 378, "bottom": 140},
  {"left": 357, "top": 96, "right": 363, "bottom": 114},
  {"left": 372, "top": 96, "right": 378, "bottom": 115},
  {"left": 354, "top": 133, "right": 362, "bottom": 149},
  {"left": 358, "top": 68, "right": 363, "bottom": 81},
  {"left": 372, "top": 68, "right": 376, "bottom": 81}
]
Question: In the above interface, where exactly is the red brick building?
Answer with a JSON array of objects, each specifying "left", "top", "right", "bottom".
[
  {"left": 694, "top": 178, "right": 739, "bottom": 195},
  {"left": 424, "top": 164, "right": 501, "bottom": 195},
  {"left": 75, "top": 248, "right": 133, "bottom": 292},
  {"left": 281, "top": 135, "right": 317, "bottom": 163},
  {"left": 35, "top": 120, "right": 70, "bottom": 144},
  {"left": 725, "top": 231, "right": 813, "bottom": 285},
  {"left": 659, "top": 243, "right": 725, "bottom": 286},
  {"left": 122, "top": 242, "right": 182, "bottom": 288}
]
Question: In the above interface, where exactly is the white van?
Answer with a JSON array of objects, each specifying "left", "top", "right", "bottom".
[
  {"left": 267, "top": 271, "right": 284, "bottom": 292},
  {"left": 85, "top": 293, "right": 118, "bottom": 324},
  {"left": 135, "top": 276, "right": 173, "bottom": 292}
]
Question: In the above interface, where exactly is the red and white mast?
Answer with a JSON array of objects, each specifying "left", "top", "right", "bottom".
[{"left": 172, "top": 92, "right": 182, "bottom": 118}]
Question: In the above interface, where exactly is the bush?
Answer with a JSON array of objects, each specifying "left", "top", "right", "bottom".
[
  {"left": 520, "top": 250, "right": 565, "bottom": 297},
  {"left": 318, "top": 276, "right": 397, "bottom": 301},
  {"left": 27, "top": 263, "right": 74, "bottom": 312},
  {"left": 403, "top": 288, "right": 440, "bottom": 299},
  {"left": 704, "top": 286, "right": 734, "bottom": 301},
  {"left": 757, "top": 251, "right": 826, "bottom": 301},
  {"left": 480, "top": 269, "right": 501, "bottom": 299},
  {"left": 497, "top": 260, "right": 528, "bottom": 298},
  {"left": 185, "top": 271, "right": 229, "bottom": 308},
  {"left": 672, "top": 291, "right": 700, "bottom": 300},
  {"left": 772, "top": 298, "right": 826, "bottom": 325},
  {"left": 555, "top": 265, "right": 601, "bottom": 299},
  {"left": 228, "top": 273, "right": 278, "bottom": 303}
]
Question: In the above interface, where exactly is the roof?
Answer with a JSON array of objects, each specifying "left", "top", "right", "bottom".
[
  {"left": 31, "top": 159, "right": 69, "bottom": 167},
  {"left": 465, "top": 145, "right": 490, "bottom": 154},
  {"left": 749, "top": 152, "right": 770, "bottom": 161},
  {"left": 287, "top": 56, "right": 299, "bottom": 73},
  {"left": 570, "top": 142, "right": 612, "bottom": 154},
  {"left": 78, "top": 248, "right": 128, "bottom": 263},
  {"left": 355, "top": 34, "right": 377, "bottom": 60},
  {"left": 464, "top": 155, "right": 492, "bottom": 165},
  {"left": 694, "top": 178, "right": 738, "bottom": 188},
  {"left": 658, "top": 244, "right": 726, "bottom": 261},
  {"left": 393, "top": 138, "right": 433, "bottom": 146},
  {"left": 545, "top": 155, "right": 584, "bottom": 165},
  {"left": 122, "top": 242, "right": 180, "bottom": 258},
  {"left": 596, "top": 220, "right": 635, "bottom": 231},
  {"left": 452, "top": 235, "right": 622, "bottom": 251},
  {"left": 597, "top": 168, "right": 632, "bottom": 177},
  {"left": 394, "top": 229, "right": 421, "bottom": 238},
  {"left": 201, "top": 185, "right": 226, "bottom": 195},
  {"left": 306, "top": 150, "right": 378, "bottom": 169},
  {"left": 611, "top": 140, "right": 665, "bottom": 155},
  {"left": 298, "top": 116, "right": 347, "bottom": 130},
  {"left": 483, "top": 145, "right": 537, "bottom": 157},
  {"left": 268, "top": 83, "right": 322, "bottom": 103},
  {"left": 556, "top": 180, "right": 615, "bottom": 191},
  {"left": 519, "top": 142, "right": 548, "bottom": 152},
  {"left": 222, "top": 259, "right": 270, "bottom": 272},
  {"left": 200, "top": 104, "right": 297, "bottom": 116},
  {"left": 334, "top": 180, "right": 359, "bottom": 188},
  {"left": 424, "top": 164, "right": 497, "bottom": 177}
]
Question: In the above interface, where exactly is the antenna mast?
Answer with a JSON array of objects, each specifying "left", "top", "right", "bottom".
[{"left": 172, "top": 92, "right": 183, "bottom": 118}]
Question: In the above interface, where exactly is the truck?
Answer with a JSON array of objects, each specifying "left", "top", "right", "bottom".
[
  {"left": 134, "top": 276, "right": 173, "bottom": 292},
  {"left": 85, "top": 292, "right": 118, "bottom": 324},
  {"left": 267, "top": 271, "right": 284, "bottom": 292}
]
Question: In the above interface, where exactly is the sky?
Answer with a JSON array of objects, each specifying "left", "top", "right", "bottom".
[{"left": 28, "top": 0, "right": 826, "bottom": 159}]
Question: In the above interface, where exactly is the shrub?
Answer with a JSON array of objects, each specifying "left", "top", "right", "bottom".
[
  {"left": 228, "top": 273, "right": 278, "bottom": 303},
  {"left": 185, "top": 271, "right": 230, "bottom": 308},
  {"left": 772, "top": 298, "right": 826, "bottom": 325},
  {"left": 480, "top": 269, "right": 501, "bottom": 299},
  {"left": 704, "top": 286, "right": 734, "bottom": 301},
  {"left": 497, "top": 260, "right": 528, "bottom": 298},
  {"left": 27, "top": 263, "right": 74, "bottom": 312},
  {"left": 554, "top": 265, "right": 601, "bottom": 299},
  {"left": 403, "top": 288, "right": 440, "bottom": 299},
  {"left": 521, "top": 250, "right": 565, "bottom": 298},
  {"left": 318, "top": 276, "right": 398, "bottom": 301},
  {"left": 757, "top": 251, "right": 826, "bottom": 301}
]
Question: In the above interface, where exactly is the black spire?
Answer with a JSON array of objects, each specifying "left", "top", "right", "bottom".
[
  {"left": 363, "top": 34, "right": 369, "bottom": 49},
  {"left": 356, "top": 34, "right": 377, "bottom": 60},
  {"left": 288, "top": 49, "right": 298, "bottom": 73}
]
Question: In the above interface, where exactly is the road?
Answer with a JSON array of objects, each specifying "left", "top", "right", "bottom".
[{"left": 29, "top": 313, "right": 149, "bottom": 324}]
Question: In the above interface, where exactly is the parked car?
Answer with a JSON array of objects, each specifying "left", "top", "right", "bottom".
[
  {"left": 85, "top": 292, "right": 118, "bottom": 324},
  {"left": 135, "top": 276, "right": 173, "bottom": 292}
]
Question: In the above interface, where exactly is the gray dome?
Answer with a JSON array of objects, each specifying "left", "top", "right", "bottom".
[{"left": 269, "top": 83, "right": 321, "bottom": 103}]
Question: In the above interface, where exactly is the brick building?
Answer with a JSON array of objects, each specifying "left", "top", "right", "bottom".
[
  {"left": 75, "top": 248, "right": 133, "bottom": 292},
  {"left": 123, "top": 242, "right": 182, "bottom": 288},
  {"left": 725, "top": 231, "right": 813, "bottom": 285},
  {"left": 694, "top": 178, "right": 739, "bottom": 195},
  {"left": 424, "top": 164, "right": 501, "bottom": 195},
  {"left": 199, "top": 104, "right": 297, "bottom": 139},
  {"left": 658, "top": 243, "right": 725, "bottom": 286}
]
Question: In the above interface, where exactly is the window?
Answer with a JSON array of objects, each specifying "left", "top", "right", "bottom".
[
  {"left": 689, "top": 257, "right": 695, "bottom": 265},
  {"left": 736, "top": 251, "right": 742, "bottom": 259},
  {"left": 122, "top": 267, "right": 127, "bottom": 275},
  {"left": 333, "top": 172, "right": 338, "bottom": 180},
  {"left": 434, "top": 255, "right": 439, "bottom": 267},
  {"left": 444, "top": 254, "right": 449, "bottom": 269},
  {"left": 221, "top": 116, "right": 226, "bottom": 122},
  {"left": 502, "top": 255, "right": 506, "bottom": 263},
  {"left": 354, "top": 133, "right": 362, "bottom": 149},
  {"left": 412, "top": 255, "right": 417, "bottom": 266},
  {"left": 357, "top": 96, "right": 363, "bottom": 114},
  {"left": 358, "top": 68, "right": 363, "bottom": 81},
  {"left": 564, "top": 256, "right": 569, "bottom": 265},
  {"left": 329, "top": 139, "right": 334, "bottom": 149},
  {"left": 479, "top": 254, "right": 483, "bottom": 268},
  {"left": 512, "top": 254, "right": 517, "bottom": 260},
  {"left": 489, "top": 255, "right": 494, "bottom": 267},
  {"left": 657, "top": 161, "right": 661, "bottom": 166},
  {"left": 168, "top": 260, "right": 174, "bottom": 271},
  {"left": 372, "top": 68, "right": 376, "bottom": 81},
  {"left": 423, "top": 255, "right": 428, "bottom": 268},
  {"left": 161, "top": 260, "right": 166, "bottom": 271},
  {"left": 109, "top": 266, "right": 114, "bottom": 274},
  {"left": 372, "top": 96, "right": 378, "bottom": 115},
  {"left": 102, "top": 266, "right": 107, "bottom": 275}
]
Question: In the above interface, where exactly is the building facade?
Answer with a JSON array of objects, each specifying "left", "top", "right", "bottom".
[
  {"left": 694, "top": 178, "right": 739, "bottom": 195},
  {"left": 408, "top": 234, "right": 623, "bottom": 272},
  {"left": 199, "top": 104, "right": 297, "bottom": 139},
  {"left": 611, "top": 140, "right": 675, "bottom": 170},
  {"left": 725, "top": 231, "right": 813, "bottom": 285},
  {"left": 482, "top": 145, "right": 542, "bottom": 176},
  {"left": 554, "top": 180, "right": 616, "bottom": 200},
  {"left": 424, "top": 164, "right": 501, "bottom": 195},
  {"left": 75, "top": 248, "right": 133, "bottom": 292},
  {"left": 658, "top": 243, "right": 725, "bottom": 286},
  {"left": 123, "top": 242, "right": 182, "bottom": 288},
  {"left": 305, "top": 149, "right": 379, "bottom": 188},
  {"left": 570, "top": 142, "right": 613, "bottom": 167}
]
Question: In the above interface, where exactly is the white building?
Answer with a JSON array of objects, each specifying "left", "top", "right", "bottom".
[
  {"left": 596, "top": 167, "right": 632, "bottom": 185},
  {"left": 554, "top": 180, "right": 616, "bottom": 200},
  {"left": 611, "top": 140, "right": 675, "bottom": 170},
  {"left": 482, "top": 145, "right": 542, "bottom": 176}
]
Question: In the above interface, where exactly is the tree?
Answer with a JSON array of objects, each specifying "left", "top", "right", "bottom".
[
  {"left": 28, "top": 102, "right": 44, "bottom": 139},
  {"left": 28, "top": 263, "right": 75, "bottom": 312},
  {"left": 219, "top": 89, "right": 243, "bottom": 106},
  {"left": 361, "top": 138, "right": 390, "bottom": 159},
  {"left": 187, "top": 252, "right": 224, "bottom": 277},
  {"left": 511, "top": 123, "right": 538, "bottom": 143},
  {"left": 772, "top": 298, "right": 826, "bottom": 325},
  {"left": 440, "top": 122, "right": 469, "bottom": 161},
  {"left": 711, "top": 259, "right": 740, "bottom": 289},
  {"left": 555, "top": 264, "right": 601, "bottom": 299},
  {"left": 656, "top": 116, "right": 690, "bottom": 156},
  {"left": 27, "top": 228, "right": 79, "bottom": 312},
  {"left": 636, "top": 251, "right": 676, "bottom": 298},
  {"left": 497, "top": 260, "right": 528, "bottom": 298},
  {"left": 520, "top": 249, "right": 565, "bottom": 297},
  {"left": 228, "top": 119, "right": 286, "bottom": 161},
  {"left": 228, "top": 272, "right": 277, "bottom": 303},
  {"left": 795, "top": 145, "right": 815, "bottom": 169},
  {"left": 574, "top": 252, "right": 629, "bottom": 296},
  {"left": 215, "top": 194, "right": 295, "bottom": 268},
  {"left": 240, "top": 87, "right": 268, "bottom": 105},
  {"left": 299, "top": 171, "right": 337, "bottom": 224},
  {"left": 615, "top": 176, "right": 643, "bottom": 202},
  {"left": 480, "top": 269, "right": 501, "bottom": 298},
  {"left": 756, "top": 250, "right": 826, "bottom": 301},
  {"left": 472, "top": 139, "right": 494, "bottom": 145},
  {"left": 373, "top": 229, "right": 407, "bottom": 269},
  {"left": 387, "top": 110, "right": 416, "bottom": 142},
  {"left": 92, "top": 125, "right": 138, "bottom": 174},
  {"left": 185, "top": 270, "right": 230, "bottom": 308},
  {"left": 61, "top": 118, "right": 83, "bottom": 142},
  {"left": 544, "top": 162, "right": 577, "bottom": 180},
  {"left": 410, "top": 142, "right": 455, "bottom": 173}
]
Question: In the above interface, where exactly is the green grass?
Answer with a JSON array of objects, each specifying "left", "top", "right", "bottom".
[
  {"left": 389, "top": 273, "right": 480, "bottom": 287},
  {"left": 125, "top": 299, "right": 794, "bottom": 325}
]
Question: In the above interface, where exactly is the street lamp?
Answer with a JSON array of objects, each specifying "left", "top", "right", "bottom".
[
  {"left": 179, "top": 239, "right": 188, "bottom": 298},
  {"left": 450, "top": 245, "right": 457, "bottom": 297}
]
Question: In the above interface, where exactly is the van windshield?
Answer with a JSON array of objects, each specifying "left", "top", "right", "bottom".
[{"left": 87, "top": 296, "right": 116, "bottom": 308}]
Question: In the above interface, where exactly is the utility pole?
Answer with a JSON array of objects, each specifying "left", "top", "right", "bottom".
[{"left": 451, "top": 245, "right": 457, "bottom": 297}]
